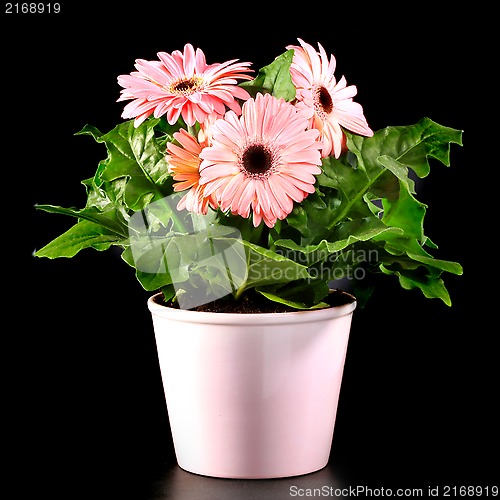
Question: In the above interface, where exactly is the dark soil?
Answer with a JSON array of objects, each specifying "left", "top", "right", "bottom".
[{"left": 160, "top": 289, "right": 355, "bottom": 313}]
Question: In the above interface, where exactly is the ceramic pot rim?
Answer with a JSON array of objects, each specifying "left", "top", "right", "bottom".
[{"left": 147, "top": 290, "right": 356, "bottom": 326}]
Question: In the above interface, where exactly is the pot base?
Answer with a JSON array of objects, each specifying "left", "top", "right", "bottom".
[{"left": 176, "top": 461, "right": 329, "bottom": 480}]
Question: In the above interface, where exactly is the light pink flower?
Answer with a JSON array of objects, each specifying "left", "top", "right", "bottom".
[
  {"left": 166, "top": 128, "right": 216, "bottom": 215},
  {"left": 286, "top": 38, "right": 373, "bottom": 158},
  {"left": 117, "top": 44, "right": 253, "bottom": 127},
  {"left": 198, "top": 93, "right": 323, "bottom": 228}
]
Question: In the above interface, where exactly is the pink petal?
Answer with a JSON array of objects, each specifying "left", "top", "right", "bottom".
[{"left": 182, "top": 43, "right": 196, "bottom": 77}]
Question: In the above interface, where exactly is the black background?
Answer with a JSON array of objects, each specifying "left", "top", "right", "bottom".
[{"left": 3, "top": 4, "right": 494, "bottom": 499}]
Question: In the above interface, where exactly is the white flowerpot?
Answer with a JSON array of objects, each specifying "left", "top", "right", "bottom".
[{"left": 147, "top": 291, "right": 356, "bottom": 479}]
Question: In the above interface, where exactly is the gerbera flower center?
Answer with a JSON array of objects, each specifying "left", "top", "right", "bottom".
[
  {"left": 170, "top": 76, "right": 204, "bottom": 96},
  {"left": 240, "top": 144, "right": 274, "bottom": 178},
  {"left": 314, "top": 85, "right": 334, "bottom": 116}
]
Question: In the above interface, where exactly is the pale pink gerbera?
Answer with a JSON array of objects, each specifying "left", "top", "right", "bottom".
[
  {"left": 117, "top": 43, "right": 253, "bottom": 127},
  {"left": 199, "top": 93, "right": 323, "bottom": 228},
  {"left": 286, "top": 38, "right": 373, "bottom": 158},
  {"left": 166, "top": 128, "right": 216, "bottom": 215}
]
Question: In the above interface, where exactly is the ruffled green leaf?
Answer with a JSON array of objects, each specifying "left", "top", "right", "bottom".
[
  {"left": 380, "top": 263, "right": 455, "bottom": 306},
  {"left": 77, "top": 119, "right": 172, "bottom": 211}
]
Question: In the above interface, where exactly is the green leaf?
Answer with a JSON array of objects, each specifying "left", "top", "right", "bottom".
[
  {"left": 121, "top": 239, "right": 173, "bottom": 291},
  {"left": 377, "top": 155, "right": 416, "bottom": 194},
  {"left": 319, "top": 118, "right": 463, "bottom": 229},
  {"left": 330, "top": 217, "right": 403, "bottom": 250},
  {"left": 239, "top": 49, "right": 296, "bottom": 101},
  {"left": 275, "top": 217, "right": 402, "bottom": 265},
  {"left": 239, "top": 241, "right": 310, "bottom": 292},
  {"left": 395, "top": 118, "right": 463, "bottom": 178},
  {"left": 380, "top": 263, "right": 455, "bottom": 306},
  {"left": 316, "top": 156, "right": 379, "bottom": 229},
  {"left": 285, "top": 190, "right": 345, "bottom": 245},
  {"left": 34, "top": 219, "right": 123, "bottom": 258},
  {"left": 376, "top": 236, "right": 463, "bottom": 275},
  {"left": 347, "top": 117, "right": 463, "bottom": 180},
  {"left": 35, "top": 204, "right": 128, "bottom": 238},
  {"left": 256, "top": 289, "right": 329, "bottom": 310},
  {"left": 381, "top": 180, "right": 426, "bottom": 241},
  {"left": 77, "top": 119, "right": 171, "bottom": 211},
  {"left": 257, "top": 278, "right": 331, "bottom": 309},
  {"left": 160, "top": 285, "right": 176, "bottom": 303}
]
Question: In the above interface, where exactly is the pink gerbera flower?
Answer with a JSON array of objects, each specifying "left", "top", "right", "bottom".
[
  {"left": 117, "top": 44, "right": 253, "bottom": 127},
  {"left": 166, "top": 128, "right": 216, "bottom": 215},
  {"left": 286, "top": 38, "right": 373, "bottom": 158},
  {"left": 198, "top": 93, "right": 323, "bottom": 228}
]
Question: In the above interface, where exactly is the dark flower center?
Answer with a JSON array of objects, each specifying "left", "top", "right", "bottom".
[
  {"left": 317, "top": 86, "right": 333, "bottom": 114},
  {"left": 171, "top": 77, "right": 202, "bottom": 95},
  {"left": 242, "top": 145, "right": 273, "bottom": 175}
]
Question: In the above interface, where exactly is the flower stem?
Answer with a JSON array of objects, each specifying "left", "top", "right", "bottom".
[{"left": 234, "top": 282, "right": 247, "bottom": 301}]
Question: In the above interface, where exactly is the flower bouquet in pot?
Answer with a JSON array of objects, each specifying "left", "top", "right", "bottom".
[{"left": 34, "top": 39, "right": 463, "bottom": 478}]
